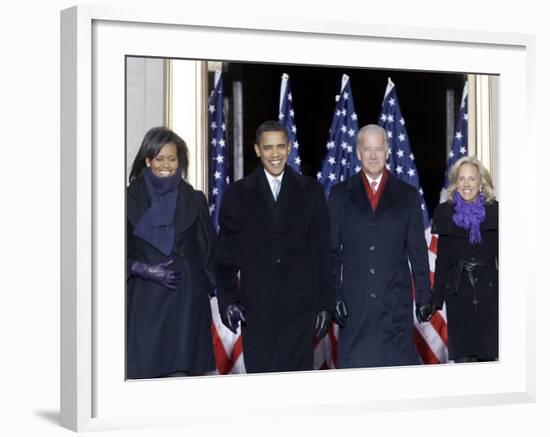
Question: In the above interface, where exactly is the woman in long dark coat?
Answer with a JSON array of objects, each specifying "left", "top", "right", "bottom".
[
  {"left": 431, "top": 156, "right": 498, "bottom": 363},
  {"left": 126, "top": 127, "right": 217, "bottom": 379}
]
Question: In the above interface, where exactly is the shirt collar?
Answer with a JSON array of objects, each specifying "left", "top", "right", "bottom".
[
  {"left": 364, "top": 171, "right": 383, "bottom": 186},
  {"left": 264, "top": 169, "right": 284, "bottom": 184}
]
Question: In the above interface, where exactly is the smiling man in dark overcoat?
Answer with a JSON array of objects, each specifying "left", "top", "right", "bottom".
[
  {"left": 329, "top": 124, "right": 433, "bottom": 368},
  {"left": 215, "top": 120, "right": 333, "bottom": 373}
]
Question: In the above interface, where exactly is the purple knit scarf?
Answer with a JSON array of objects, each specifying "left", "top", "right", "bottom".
[{"left": 452, "top": 191, "right": 486, "bottom": 244}]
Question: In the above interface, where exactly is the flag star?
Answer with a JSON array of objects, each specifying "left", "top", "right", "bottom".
[
  {"left": 388, "top": 131, "right": 393, "bottom": 139},
  {"left": 294, "top": 157, "right": 301, "bottom": 165},
  {"left": 346, "top": 145, "right": 353, "bottom": 153},
  {"left": 209, "top": 204, "right": 215, "bottom": 214},
  {"left": 399, "top": 118, "right": 405, "bottom": 126},
  {"left": 288, "top": 93, "right": 292, "bottom": 101},
  {"left": 210, "top": 121, "right": 217, "bottom": 129},
  {"left": 354, "top": 166, "right": 361, "bottom": 173},
  {"left": 398, "top": 133, "right": 406, "bottom": 142},
  {"left": 407, "top": 168, "right": 415, "bottom": 177},
  {"left": 459, "top": 146, "right": 467, "bottom": 154},
  {"left": 327, "top": 141, "right": 335, "bottom": 149},
  {"left": 340, "top": 125, "right": 347, "bottom": 134},
  {"left": 388, "top": 148, "right": 392, "bottom": 155},
  {"left": 211, "top": 138, "right": 217, "bottom": 146},
  {"left": 343, "top": 92, "right": 349, "bottom": 100},
  {"left": 316, "top": 172, "right": 322, "bottom": 180},
  {"left": 293, "top": 141, "right": 299, "bottom": 149},
  {"left": 341, "top": 141, "right": 348, "bottom": 150},
  {"left": 328, "top": 157, "right": 336, "bottom": 165},
  {"left": 380, "top": 114, "right": 387, "bottom": 122},
  {"left": 278, "top": 112, "right": 284, "bottom": 120},
  {"left": 218, "top": 139, "right": 226, "bottom": 147},
  {"left": 387, "top": 115, "right": 394, "bottom": 123},
  {"left": 208, "top": 105, "right": 215, "bottom": 113},
  {"left": 215, "top": 155, "right": 224, "bottom": 163},
  {"left": 419, "top": 188, "right": 424, "bottom": 195},
  {"left": 463, "top": 113, "right": 469, "bottom": 121},
  {"left": 290, "top": 109, "right": 295, "bottom": 117},
  {"left": 449, "top": 151, "right": 455, "bottom": 158},
  {"left": 347, "top": 128, "right": 355, "bottom": 137},
  {"left": 214, "top": 171, "right": 221, "bottom": 179},
  {"left": 328, "top": 173, "right": 336, "bottom": 181},
  {"left": 389, "top": 98, "right": 395, "bottom": 106},
  {"left": 396, "top": 165, "right": 403, "bottom": 174},
  {"left": 386, "top": 163, "right": 392, "bottom": 171},
  {"left": 226, "top": 176, "right": 230, "bottom": 184},
  {"left": 340, "top": 175, "right": 344, "bottom": 181},
  {"left": 291, "top": 125, "right": 297, "bottom": 133},
  {"left": 455, "top": 131, "right": 463, "bottom": 140},
  {"left": 341, "top": 108, "right": 347, "bottom": 116},
  {"left": 409, "top": 153, "right": 415, "bottom": 161},
  {"left": 421, "top": 203, "right": 426, "bottom": 210},
  {"left": 461, "top": 100, "right": 466, "bottom": 109},
  {"left": 336, "top": 109, "right": 341, "bottom": 117},
  {"left": 341, "top": 158, "right": 347, "bottom": 166},
  {"left": 212, "top": 187, "right": 219, "bottom": 196},
  {"left": 397, "top": 149, "right": 404, "bottom": 158},
  {"left": 221, "top": 123, "right": 226, "bottom": 131},
  {"left": 351, "top": 113, "right": 358, "bottom": 120}
]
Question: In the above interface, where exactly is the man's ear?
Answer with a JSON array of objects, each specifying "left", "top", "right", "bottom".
[{"left": 254, "top": 143, "right": 261, "bottom": 157}]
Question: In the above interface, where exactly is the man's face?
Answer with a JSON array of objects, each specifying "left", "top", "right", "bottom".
[
  {"left": 254, "top": 130, "right": 290, "bottom": 177},
  {"left": 356, "top": 130, "right": 388, "bottom": 179}
]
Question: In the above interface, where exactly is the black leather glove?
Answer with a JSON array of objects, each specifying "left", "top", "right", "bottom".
[
  {"left": 220, "top": 303, "right": 246, "bottom": 334},
  {"left": 415, "top": 302, "right": 435, "bottom": 323},
  {"left": 334, "top": 300, "right": 349, "bottom": 328},
  {"left": 130, "top": 259, "right": 182, "bottom": 290},
  {"left": 314, "top": 310, "right": 331, "bottom": 340}
]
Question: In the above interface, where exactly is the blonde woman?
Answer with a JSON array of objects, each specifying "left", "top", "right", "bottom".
[{"left": 431, "top": 156, "right": 498, "bottom": 363}]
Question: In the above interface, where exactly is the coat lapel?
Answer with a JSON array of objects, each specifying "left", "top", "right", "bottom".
[
  {"left": 373, "top": 173, "right": 397, "bottom": 219},
  {"left": 346, "top": 173, "right": 374, "bottom": 219},
  {"left": 277, "top": 167, "right": 302, "bottom": 232},
  {"left": 173, "top": 182, "right": 199, "bottom": 236},
  {"left": 244, "top": 166, "right": 279, "bottom": 232}
]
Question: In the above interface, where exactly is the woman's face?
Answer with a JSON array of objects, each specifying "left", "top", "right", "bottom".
[
  {"left": 145, "top": 142, "right": 179, "bottom": 178},
  {"left": 456, "top": 163, "right": 482, "bottom": 202}
]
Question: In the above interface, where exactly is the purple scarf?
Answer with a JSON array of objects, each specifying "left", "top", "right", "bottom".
[{"left": 452, "top": 191, "right": 486, "bottom": 244}]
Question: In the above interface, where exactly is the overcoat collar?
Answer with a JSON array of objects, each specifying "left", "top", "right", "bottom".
[
  {"left": 243, "top": 165, "right": 305, "bottom": 232},
  {"left": 127, "top": 175, "right": 198, "bottom": 237},
  {"left": 345, "top": 171, "right": 397, "bottom": 219},
  {"left": 433, "top": 200, "right": 498, "bottom": 236}
]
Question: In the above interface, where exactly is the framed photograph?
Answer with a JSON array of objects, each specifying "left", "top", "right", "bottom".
[{"left": 61, "top": 5, "right": 535, "bottom": 432}]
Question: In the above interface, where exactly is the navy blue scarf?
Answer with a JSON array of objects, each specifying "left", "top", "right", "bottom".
[{"left": 133, "top": 167, "right": 182, "bottom": 256}]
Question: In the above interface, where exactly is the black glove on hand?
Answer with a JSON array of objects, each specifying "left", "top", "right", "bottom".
[
  {"left": 415, "top": 302, "right": 435, "bottom": 323},
  {"left": 314, "top": 310, "right": 331, "bottom": 341},
  {"left": 334, "top": 300, "right": 349, "bottom": 328},
  {"left": 130, "top": 259, "right": 182, "bottom": 290},
  {"left": 221, "top": 303, "right": 246, "bottom": 334}
]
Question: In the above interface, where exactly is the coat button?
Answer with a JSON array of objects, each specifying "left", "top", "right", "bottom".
[
  {"left": 370, "top": 292, "right": 377, "bottom": 298},
  {"left": 473, "top": 299, "right": 479, "bottom": 305},
  {"left": 369, "top": 268, "right": 375, "bottom": 275},
  {"left": 274, "top": 258, "right": 281, "bottom": 264},
  {"left": 369, "top": 222, "right": 375, "bottom": 227},
  {"left": 369, "top": 245, "right": 375, "bottom": 251}
]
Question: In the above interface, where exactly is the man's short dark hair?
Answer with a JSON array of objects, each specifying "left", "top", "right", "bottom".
[{"left": 255, "top": 120, "right": 289, "bottom": 144}]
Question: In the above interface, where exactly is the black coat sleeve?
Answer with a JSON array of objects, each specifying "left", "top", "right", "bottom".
[
  {"left": 310, "top": 183, "right": 334, "bottom": 313},
  {"left": 406, "top": 188, "right": 431, "bottom": 306},
  {"left": 328, "top": 188, "right": 343, "bottom": 303},
  {"left": 214, "top": 185, "right": 242, "bottom": 311},
  {"left": 195, "top": 190, "right": 218, "bottom": 294}
]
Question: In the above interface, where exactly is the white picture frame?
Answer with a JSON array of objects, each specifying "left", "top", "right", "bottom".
[{"left": 60, "top": 5, "right": 536, "bottom": 432}]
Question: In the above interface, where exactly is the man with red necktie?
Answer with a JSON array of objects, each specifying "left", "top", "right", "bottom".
[{"left": 328, "top": 124, "right": 433, "bottom": 369}]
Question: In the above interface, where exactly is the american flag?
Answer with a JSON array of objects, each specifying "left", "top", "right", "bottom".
[
  {"left": 278, "top": 73, "right": 302, "bottom": 173},
  {"left": 378, "top": 77, "right": 448, "bottom": 364},
  {"left": 316, "top": 74, "right": 362, "bottom": 369},
  {"left": 317, "top": 74, "right": 362, "bottom": 199},
  {"left": 441, "top": 81, "right": 469, "bottom": 200},
  {"left": 207, "top": 70, "right": 246, "bottom": 374}
]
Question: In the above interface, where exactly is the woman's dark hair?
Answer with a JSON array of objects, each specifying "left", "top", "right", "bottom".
[{"left": 129, "top": 127, "right": 189, "bottom": 182}]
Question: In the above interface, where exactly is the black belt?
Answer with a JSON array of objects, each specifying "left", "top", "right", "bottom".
[{"left": 452, "top": 258, "right": 484, "bottom": 295}]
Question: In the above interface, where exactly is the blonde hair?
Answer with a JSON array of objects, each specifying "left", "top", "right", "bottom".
[{"left": 447, "top": 156, "right": 496, "bottom": 203}]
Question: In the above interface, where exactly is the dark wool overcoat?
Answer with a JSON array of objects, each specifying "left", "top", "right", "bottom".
[
  {"left": 328, "top": 172, "right": 431, "bottom": 369},
  {"left": 431, "top": 200, "right": 499, "bottom": 361},
  {"left": 215, "top": 165, "right": 333, "bottom": 373},
  {"left": 126, "top": 176, "right": 217, "bottom": 379}
]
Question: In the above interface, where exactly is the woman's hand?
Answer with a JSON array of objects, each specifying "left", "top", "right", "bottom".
[{"left": 130, "top": 259, "right": 182, "bottom": 290}]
